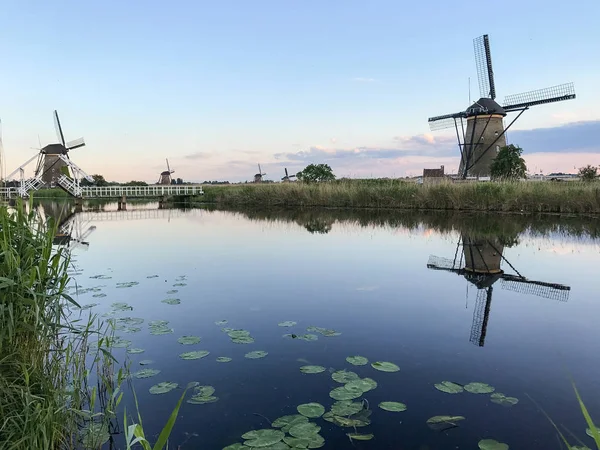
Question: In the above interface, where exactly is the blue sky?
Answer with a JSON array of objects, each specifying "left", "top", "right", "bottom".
[{"left": 1, "top": 0, "right": 599, "bottom": 181}]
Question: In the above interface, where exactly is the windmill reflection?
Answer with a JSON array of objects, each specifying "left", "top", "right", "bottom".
[
  {"left": 37, "top": 201, "right": 96, "bottom": 250},
  {"left": 427, "top": 234, "right": 570, "bottom": 347}
]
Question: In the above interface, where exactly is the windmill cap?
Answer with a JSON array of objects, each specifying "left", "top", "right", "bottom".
[
  {"left": 465, "top": 97, "right": 506, "bottom": 117},
  {"left": 41, "top": 143, "right": 68, "bottom": 155}
]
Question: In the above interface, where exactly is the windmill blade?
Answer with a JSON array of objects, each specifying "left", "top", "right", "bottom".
[
  {"left": 428, "top": 112, "right": 466, "bottom": 131},
  {"left": 499, "top": 274, "right": 570, "bottom": 302},
  {"left": 427, "top": 255, "right": 462, "bottom": 272},
  {"left": 285, "top": 168, "right": 289, "bottom": 177},
  {"left": 473, "top": 35, "right": 496, "bottom": 99},
  {"left": 258, "top": 163, "right": 262, "bottom": 174},
  {"left": 503, "top": 83, "right": 575, "bottom": 111},
  {"left": 66, "top": 137, "right": 85, "bottom": 150},
  {"left": 53, "top": 110, "right": 66, "bottom": 147},
  {"left": 166, "top": 158, "right": 171, "bottom": 173}
]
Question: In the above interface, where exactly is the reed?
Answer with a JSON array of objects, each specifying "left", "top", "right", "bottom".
[{"left": 196, "top": 180, "right": 600, "bottom": 215}]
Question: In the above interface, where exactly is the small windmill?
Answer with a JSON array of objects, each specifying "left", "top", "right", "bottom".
[
  {"left": 427, "top": 34, "right": 576, "bottom": 178},
  {"left": 281, "top": 168, "right": 296, "bottom": 182},
  {"left": 427, "top": 235, "right": 570, "bottom": 347},
  {"left": 158, "top": 159, "right": 174, "bottom": 185},
  {"left": 254, "top": 164, "right": 266, "bottom": 183}
]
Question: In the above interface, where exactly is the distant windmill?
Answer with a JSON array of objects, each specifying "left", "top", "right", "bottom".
[
  {"left": 281, "top": 168, "right": 296, "bottom": 182},
  {"left": 254, "top": 164, "right": 266, "bottom": 183},
  {"left": 427, "top": 235, "right": 570, "bottom": 347},
  {"left": 158, "top": 159, "right": 175, "bottom": 185},
  {"left": 427, "top": 34, "right": 576, "bottom": 179}
]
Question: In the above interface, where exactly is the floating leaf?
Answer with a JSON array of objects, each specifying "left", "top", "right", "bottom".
[
  {"left": 478, "top": 439, "right": 509, "bottom": 450},
  {"left": 119, "top": 317, "right": 144, "bottom": 326},
  {"left": 79, "top": 303, "right": 100, "bottom": 310},
  {"left": 245, "top": 351, "right": 268, "bottom": 359},
  {"left": 173, "top": 282, "right": 187, "bottom": 287},
  {"left": 297, "top": 403, "right": 325, "bottom": 418},
  {"left": 379, "top": 401, "right": 407, "bottom": 412},
  {"left": 178, "top": 335, "right": 201, "bottom": 345},
  {"left": 187, "top": 395, "right": 218, "bottom": 404},
  {"left": 122, "top": 327, "right": 141, "bottom": 333},
  {"left": 127, "top": 348, "right": 145, "bottom": 354},
  {"left": 139, "top": 360, "right": 153, "bottom": 365},
  {"left": 221, "top": 327, "right": 234, "bottom": 333},
  {"left": 216, "top": 357, "right": 232, "bottom": 363},
  {"left": 80, "top": 422, "right": 110, "bottom": 448},
  {"left": 326, "top": 413, "right": 370, "bottom": 428},
  {"left": 228, "top": 329, "right": 251, "bottom": 339},
  {"left": 179, "top": 350, "right": 210, "bottom": 360},
  {"left": 215, "top": 320, "right": 228, "bottom": 325},
  {"left": 149, "top": 321, "right": 173, "bottom": 335},
  {"left": 332, "top": 370, "right": 360, "bottom": 384},
  {"left": 161, "top": 298, "right": 181, "bottom": 305},
  {"left": 272, "top": 415, "right": 307, "bottom": 429},
  {"left": 222, "top": 444, "right": 245, "bottom": 450},
  {"left": 133, "top": 368, "right": 160, "bottom": 379},
  {"left": 149, "top": 320, "right": 169, "bottom": 327},
  {"left": 426, "top": 415, "right": 465, "bottom": 431},
  {"left": 307, "top": 326, "right": 341, "bottom": 337},
  {"left": 116, "top": 281, "right": 139, "bottom": 288},
  {"left": 111, "top": 302, "right": 132, "bottom": 311},
  {"left": 258, "top": 443, "right": 290, "bottom": 450},
  {"left": 146, "top": 275, "right": 159, "bottom": 278},
  {"left": 92, "top": 293, "right": 107, "bottom": 298},
  {"left": 331, "top": 401, "right": 363, "bottom": 416},
  {"left": 242, "top": 429, "right": 285, "bottom": 447},
  {"left": 109, "top": 337, "right": 131, "bottom": 348},
  {"left": 166, "top": 289, "right": 178, "bottom": 294},
  {"left": 371, "top": 361, "right": 400, "bottom": 372},
  {"left": 329, "top": 387, "right": 362, "bottom": 401},
  {"left": 278, "top": 321, "right": 297, "bottom": 327},
  {"left": 90, "top": 274, "right": 112, "bottom": 280},
  {"left": 490, "top": 392, "right": 519, "bottom": 407},
  {"left": 231, "top": 336, "right": 254, "bottom": 344},
  {"left": 346, "top": 356, "right": 368, "bottom": 366},
  {"left": 300, "top": 365, "right": 326, "bottom": 374},
  {"left": 345, "top": 378, "right": 377, "bottom": 393},
  {"left": 435, "top": 381, "right": 464, "bottom": 394},
  {"left": 284, "top": 434, "right": 325, "bottom": 448},
  {"left": 149, "top": 382, "right": 178, "bottom": 394},
  {"left": 195, "top": 385, "right": 215, "bottom": 397},
  {"left": 347, "top": 433, "right": 374, "bottom": 441},
  {"left": 288, "top": 422, "right": 321, "bottom": 439},
  {"left": 465, "top": 382, "right": 495, "bottom": 394}
]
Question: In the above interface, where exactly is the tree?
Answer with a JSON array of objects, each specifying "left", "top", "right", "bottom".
[
  {"left": 81, "top": 174, "right": 107, "bottom": 186},
  {"left": 490, "top": 144, "right": 527, "bottom": 180},
  {"left": 578, "top": 165, "right": 598, "bottom": 182},
  {"left": 296, "top": 164, "right": 336, "bottom": 182}
]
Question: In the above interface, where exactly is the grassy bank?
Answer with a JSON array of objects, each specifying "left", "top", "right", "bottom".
[{"left": 195, "top": 180, "right": 600, "bottom": 215}]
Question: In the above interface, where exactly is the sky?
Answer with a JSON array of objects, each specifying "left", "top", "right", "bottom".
[{"left": 1, "top": 0, "right": 599, "bottom": 182}]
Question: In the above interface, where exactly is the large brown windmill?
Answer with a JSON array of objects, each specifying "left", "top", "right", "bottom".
[{"left": 427, "top": 34, "right": 576, "bottom": 178}]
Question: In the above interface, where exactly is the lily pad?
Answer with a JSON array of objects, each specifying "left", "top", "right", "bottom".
[
  {"left": 116, "top": 281, "right": 139, "bottom": 288},
  {"left": 228, "top": 329, "right": 251, "bottom": 339},
  {"left": 187, "top": 395, "right": 219, "bottom": 404},
  {"left": 329, "top": 387, "right": 362, "bottom": 401},
  {"left": 178, "top": 335, "right": 201, "bottom": 345},
  {"left": 283, "top": 435, "right": 323, "bottom": 448},
  {"left": 435, "top": 381, "right": 464, "bottom": 394},
  {"left": 90, "top": 274, "right": 112, "bottom": 280},
  {"left": 231, "top": 336, "right": 254, "bottom": 344},
  {"left": 291, "top": 334, "right": 318, "bottom": 341},
  {"left": 346, "top": 356, "right": 368, "bottom": 366},
  {"left": 139, "top": 360, "right": 154, "bottom": 365},
  {"left": 347, "top": 433, "right": 374, "bottom": 441},
  {"left": 245, "top": 350, "right": 268, "bottom": 359},
  {"left": 331, "top": 401, "right": 363, "bottom": 416},
  {"left": 216, "top": 356, "right": 232, "bottom": 363},
  {"left": 149, "top": 322, "right": 173, "bottom": 335},
  {"left": 111, "top": 302, "right": 133, "bottom": 311},
  {"left": 465, "top": 382, "right": 495, "bottom": 394},
  {"left": 149, "top": 382, "right": 178, "bottom": 394},
  {"left": 161, "top": 298, "right": 181, "bottom": 305},
  {"left": 297, "top": 403, "right": 325, "bottom": 418},
  {"left": 195, "top": 385, "right": 215, "bottom": 397},
  {"left": 426, "top": 415, "right": 465, "bottom": 431},
  {"left": 272, "top": 415, "right": 307, "bottom": 429},
  {"left": 119, "top": 317, "right": 144, "bottom": 326},
  {"left": 222, "top": 444, "right": 245, "bottom": 450},
  {"left": 149, "top": 320, "right": 169, "bottom": 327},
  {"left": 371, "top": 361, "right": 400, "bottom": 372},
  {"left": 300, "top": 365, "right": 326, "bottom": 374},
  {"left": 490, "top": 392, "right": 519, "bottom": 407},
  {"left": 146, "top": 275, "right": 159, "bottom": 278},
  {"left": 332, "top": 370, "right": 360, "bottom": 384},
  {"left": 307, "top": 326, "right": 341, "bottom": 337},
  {"left": 379, "top": 401, "right": 407, "bottom": 412},
  {"left": 92, "top": 293, "right": 107, "bottom": 298},
  {"left": 278, "top": 321, "right": 297, "bottom": 327},
  {"left": 288, "top": 422, "right": 321, "bottom": 439},
  {"left": 127, "top": 348, "right": 145, "bottom": 354},
  {"left": 133, "top": 368, "right": 160, "bottom": 379},
  {"left": 109, "top": 337, "right": 131, "bottom": 348},
  {"left": 478, "top": 439, "right": 509, "bottom": 450},
  {"left": 326, "top": 413, "right": 371, "bottom": 428},
  {"left": 242, "top": 429, "right": 285, "bottom": 447},
  {"left": 345, "top": 378, "right": 378, "bottom": 393},
  {"left": 179, "top": 350, "right": 210, "bottom": 360},
  {"left": 173, "top": 282, "right": 187, "bottom": 287},
  {"left": 123, "top": 327, "right": 141, "bottom": 333},
  {"left": 215, "top": 320, "right": 228, "bottom": 325},
  {"left": 79, "top": 303, "right": 100, "bottom": 310},
  {"left": 80, "top": 422, "right": 110, "bottom": 448}
]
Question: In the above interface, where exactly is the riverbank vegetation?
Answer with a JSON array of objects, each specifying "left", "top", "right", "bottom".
[{"left": 195, "top": 179, "right": 600, "bottom": 215}]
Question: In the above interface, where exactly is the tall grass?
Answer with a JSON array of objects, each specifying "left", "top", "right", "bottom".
[{"left": 196, "top": 180, "right": 600, "bottom": 214}]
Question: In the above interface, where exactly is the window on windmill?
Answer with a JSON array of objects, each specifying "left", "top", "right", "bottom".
[
  {"left": 496, "top": 145, "right": 500, "bottom": 153},
  {"left": 494, "top": 131, "right": 499, "bottom": 136}
]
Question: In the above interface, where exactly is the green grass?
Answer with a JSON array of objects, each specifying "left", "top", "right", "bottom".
[{"left": 194, "top": 180, "right": 600, "bottom": 215}]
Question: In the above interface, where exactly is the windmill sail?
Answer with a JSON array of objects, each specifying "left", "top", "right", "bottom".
[
  {"left": 503, "top": 83, "right": 576, "bottom": 111},
  {"left": 54, "top": 110, "right": 66, "bottom": 147},
  {"left": 473, "top": 35, "right": 496, "bottom": 100}
]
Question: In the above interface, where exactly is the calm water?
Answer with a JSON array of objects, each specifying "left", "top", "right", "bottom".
[{"left": 49, "top": 202, "right": 600, "bottom": 449}]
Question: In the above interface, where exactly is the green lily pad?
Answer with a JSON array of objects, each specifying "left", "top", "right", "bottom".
[
  {"left": 222, "top": 444, "right": 245, "bottom": 450},
  {"left": 80, "top": 422, "right": 110, "bottom": 448},
  {"left": 216, "top": 356, "right": 232, "bottom": 363},
  {"left": 278, "top": 321, "right": 297, "bottom": 327},
  {"left": 133, "top": 368, "right": 160, "bottom": 379},
  {"left": 465, "top": 382, "right": 495, "bottom": 394},
  {"left": 241, "top": 429, "right": 285, "bottom": 447},
  {"left": 173, "top": 282, "right": 187, "bottom": 287},
  {"left": 149, "top": 323, "right": 173, "bottom": 335},
  {"left": 179, "top": 350, "right": 210, "bottom": 360},
  {"left": 331, "top": 401, "right": 363, "bottom": 416},
  {"left": 231, "top": 336, "right": 254, "bottom": 344},
  {"left": 331, "top": 370, "right": 360, "bottom": 384},
  {"left": 139, "top": 360, "right": 154, "bottom": 365},
  {"left": 109, "top": 337, "right": 131, "bottom": 348},
  {"left": 259, "top": 443, "right": 292, "bottom": 450},
  {"left": 346, "top": 356, "right": 368, "bottom": 366},
  {"left": 379, "top": 401, "right": 407, "bottom": 412},
  {"left": 187, "top": 395, "right": 219, "bottom": 404},
  {"left": 79, "top": 303, "right": 100, "bottom": 310},
  {"left": 119, "top": 317, "right": 144, "bottom": 325},
  {"left": 166, "top": 289, "right": 178, "bottom": 294},
  {"left": 149, "top": 382, "right": 178, "bottom": 394},
  {"left": 92, "top": 293, "right": 107, "bottom": 298},
  {"left": 326, "top": 413, "right": 371, "bottom": 428},
  {"left": 284, "top": 434, "right": 324, "bottom": 448},
  {"left": 127, "top": 348, "right": 145, "bottom": 354},
  {"left": 307, "top": 326, "right": 341, "bottom": 337},
  {"left": 300, "top": 365, "right": 326, "bottom": 374},
  {"left": 215, "top": 320, "right": 228, "bottom": 325},
  {"left": 295, "top": 334, "right": 318, "bottom": 341},
  {"left": 194, "top": 385, "right": 215, "bottom": 397},
  {"left": 272, "top": 414, "right": 307, "bottom": 429},
  {"left": 478, "top": 439, "right": 509, "bottom": 450},
  {"left": 490, "top": 392, "right": 519, "bottom": 407},
  {"left": 435, "top": 381, "right": 464, "bottom": 394},
  {"left": 371, "top": 361, "right": 400, "bottom": 372},
  {"left": 161, "top": 298, "right": 181, "bottom": 305},
  {"left": 426, "top": 415, "right": 465, "bottom": 431},
  {"left": 90, "top": 274, "right": 112, "bottom": 280},
  {"left": 178, "top": 335, "right": 201, "bottom": 345},
  {"left": 245, "top": 351, "right": 268, "bottom": 359},
  {"left": 149, "top": 320, "right": 169, "bottom": 327},
  {"left": 345, "top": 378, "right": 378, "bottom": 393},
  {"left": 228, "top": 329, "right": 251, "bottom": 339},
  {"left": 146, "top": 275, "right": 159, "bottom": 278},
  {"left": 347, "top": 433, "right": 374, "bottom": 441},
  {"left": 297, "top": 403, "right": 325, "bottom": 418},
  {"left": 329, "top": 387, "right": 362, "bottom": 401},
  {"left": 288, "top": 422, "right": 321, "bottom": 439},
  {"left": 123, "top": 327, "right": 142, "bottom": 333},
  {"left": 111, "top": 302, "right": 133, "bottom": 311}
]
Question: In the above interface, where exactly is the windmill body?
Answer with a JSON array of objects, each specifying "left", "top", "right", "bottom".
[
  {"left": 428, "top": 34, "right": 575, "bottom": 178},
  {"left": 281, "top": 167, "right": 296, "bottom": 182},
  {"left": 158, "top": 159, "right": 174, "bottom": 185},
  {"left": 254, "top": 164, "right": 266, "bottom": 183},
  {"left": 40, "top": 143, "right": 70, "bottom": 185}
]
